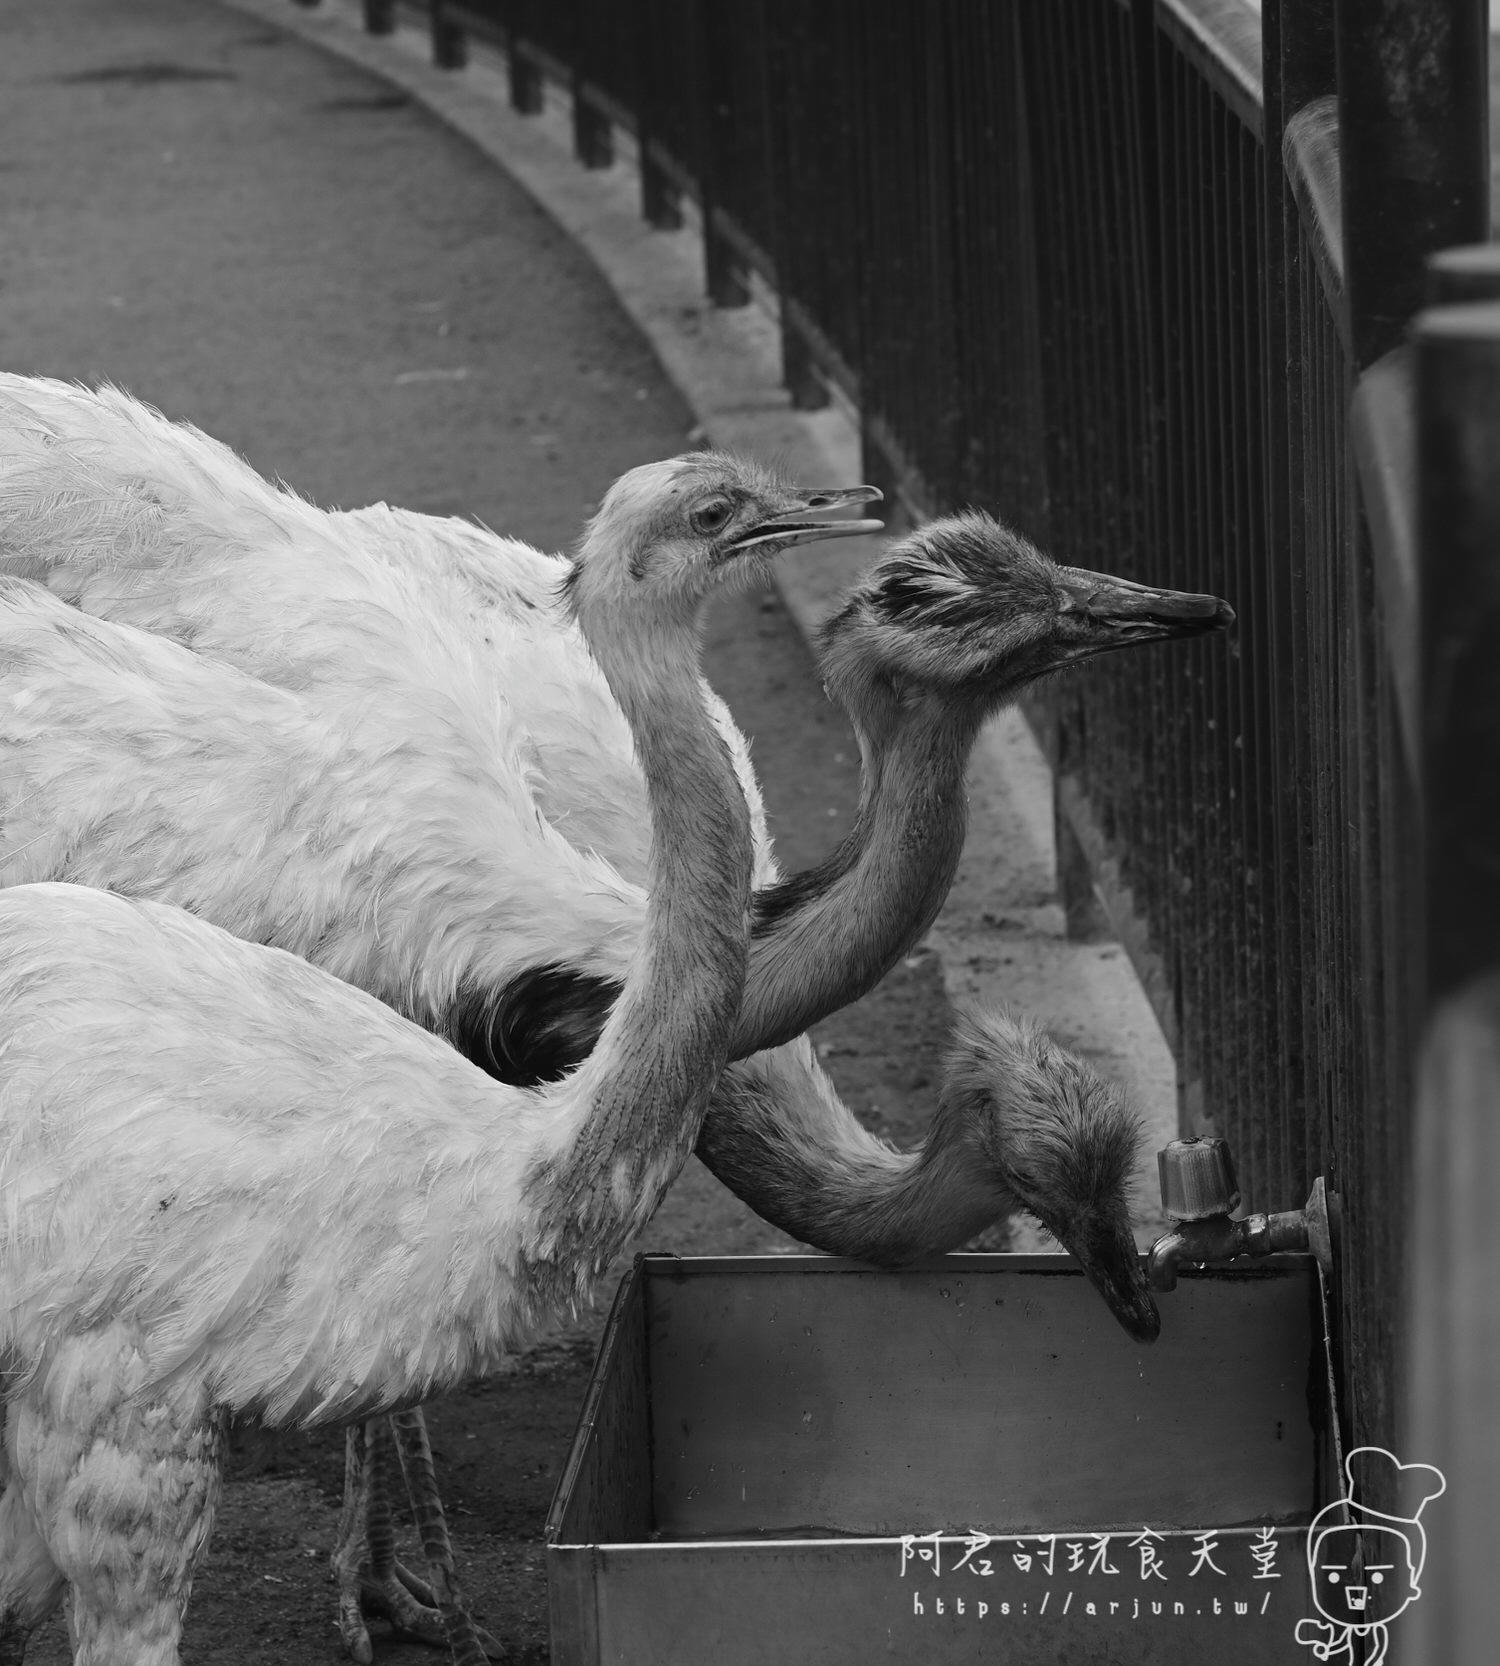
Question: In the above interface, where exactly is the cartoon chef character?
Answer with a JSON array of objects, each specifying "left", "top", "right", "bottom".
[{"left": 1295, "top": 1446, "right": 1446, "bottom": 1666}]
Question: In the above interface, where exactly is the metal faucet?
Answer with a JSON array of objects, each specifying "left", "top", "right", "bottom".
[{"left": 1146, "top": 1138, "right": 1335, "bottom": 1291}]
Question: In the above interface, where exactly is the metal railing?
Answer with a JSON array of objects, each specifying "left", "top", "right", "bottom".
[{"left": 327, "top": 0, "right": 1490, "bottom": 1482}]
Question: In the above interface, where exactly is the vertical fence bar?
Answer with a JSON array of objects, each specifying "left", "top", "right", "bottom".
[
  {"left": 572, "top": 80, "right": 614, "bottom": 169},
  {"left": 700, "top": 1, "right": 749, "bottom": 308},
  {"left": 499, "top": 0, "right": 545, "bottom": 115},
  {"left": 1267, "top": 0, "right": 1336, "bottom": 1204},
  {"left": 430, "top": 0, "right": 468, "bottom": 70},
  {"left": 636, "top": 0, "right": 682, "bottom": 228}
]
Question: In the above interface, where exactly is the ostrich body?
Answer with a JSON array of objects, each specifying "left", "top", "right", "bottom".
[
  {"left": 0, "top": 877, "right": 738, "bottom": 1666},
  {"left": 0, "top": 564, "right": 1171, "bottom": 1285},
  {"left": 0, "top": 453, "right": 851, "bottom": 1666},
  {"left": 0, "top": 379, "right": 1230, "bottom": 1652},
  {"left": 0, "top": 373, "right": 1228, "bottom": 1111},
  {"left": 0, "top": 375, "right": 1227, "bottom": 1068}
]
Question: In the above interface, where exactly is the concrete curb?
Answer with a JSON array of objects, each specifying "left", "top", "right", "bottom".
[{"left": 219, "top": 0, "right": 1178, "bottom": 1238}]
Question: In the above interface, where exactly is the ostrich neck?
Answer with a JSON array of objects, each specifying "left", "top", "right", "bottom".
[
  {"left": 733, "top": 698, "right": 979, "bottom": 1057},
  {"left": 520, "top": 628, "right": 752, "bottom": 1304},
  {"left": 696, "top": 1058, "right": 1009, "bottom": 1264}
]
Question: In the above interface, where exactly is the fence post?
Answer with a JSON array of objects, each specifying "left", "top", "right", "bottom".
[
  {"left": 485, "top": 0, "right": 538, "bottom": 112},
  {"left": 1417, "top": 289, "right": 1500, "bottom": 1008},
  {"left": 632, "top": 0, "right": 682, "bottom": 229},
  {"left": 704, "top": 209, "right": 750, "bottom": 313},
  {"left": 698, "top": 4, "right": 749, "bottom": 308},
  {"left": 572, "top": 82, "right": 614, "bottom": 170},
  {"left": 781, "top": 326, "right": 828, "bottom": 413},
  {"left": 1403, "top": 261, "right": 1500, "bottom": 1666},
  {"left": 429, "top": 1, "right": 467, "bottom": 70},
  {"left": 760, "top": 4, "right": 827, "bottom": 409},
  {"left": 1334, "top": 0, "right": 1489, "bottom": 368},
  {"left": 509, "top": 57, "right": 543, "bottom": 115},
  {"left": 640, "top": 151, "right": 683, "bottom": 229}
]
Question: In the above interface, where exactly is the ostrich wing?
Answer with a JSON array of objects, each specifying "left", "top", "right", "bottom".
[
  {"left": 0, "top": 578, "right": 645, "bottom": 1020},
  {"left": 0, "top": 377, "right": 777, "bottom": 894},
  {"left": 0, "top": 884, "right": 538, "bottom": 1429}
]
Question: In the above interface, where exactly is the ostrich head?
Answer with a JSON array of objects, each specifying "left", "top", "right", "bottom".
[
  {"left": 942, "top": 1007, "right": 1162, "bottom": 1343},
  {"left": 818, "top": 511, "right": 1233, "bottom": 723},
  {"left": 563, "top": 453, "right": 882, "bottom": 623}
]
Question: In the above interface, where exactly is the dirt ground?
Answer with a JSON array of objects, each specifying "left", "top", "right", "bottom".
[{"left": 6, "top": 4, "right": 982, "bottom": 1660}]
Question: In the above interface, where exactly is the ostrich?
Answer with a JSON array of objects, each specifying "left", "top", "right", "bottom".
[
  {"left": 0, "top": 373, "right": 1229, "bottom": 1078},
  {"left": 0, "top": 546, "right": 1216, "bottom": 1666},
  {"left": 0, "top": 381, "right": 1230, "bottom": 1654},
  {"left": 0, "top": 877, "right": 761, "bottom": 1665},
  {"left": 0, "top": 451, "right": 879, "bottom": 1664}
]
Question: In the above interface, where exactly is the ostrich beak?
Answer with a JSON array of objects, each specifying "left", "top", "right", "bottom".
[
  {"left": 1054, "top": 567, "right": 1235, "bottom": 659},
  {"left": 1062, "top": 1213, "right": 1163, "bottom": 1344},
  {"left": 730, "top": 484, "right": 885, "bottom": 552}
]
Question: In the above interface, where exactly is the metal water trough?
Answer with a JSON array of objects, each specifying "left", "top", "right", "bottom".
[{"left": 547, "top": 1253, "right": 1342, "bottom": 1664}]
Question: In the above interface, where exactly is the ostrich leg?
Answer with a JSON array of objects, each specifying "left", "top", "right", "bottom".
[
  {"left": 0, "top": 1405, "right": 66, "bottom": 1666},
  {"left": 0, "top": 1489, "right": 64, "bottom": 1666},
  {"left": 334, "top": 1419, "right": 454, "bottom": 1660},
  {"left": 391, "top": 1408, "right": 503, "bottom": 1664}
]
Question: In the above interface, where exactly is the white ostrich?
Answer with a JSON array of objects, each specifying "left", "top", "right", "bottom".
[
  {"left": 0, "top": 379, "right": 1231, "bottom": 1657},
  {"left": 0, "top": 450, "right": 855, "bottom": 1665},
  {"left": 0, "top": 373, "right": 1227, "bottom": 1128}
]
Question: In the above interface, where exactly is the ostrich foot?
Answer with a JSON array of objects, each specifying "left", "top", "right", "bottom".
[
  {"left": 347, "top": 1555, "right": 502, "bottom": 1663},
  {"left": 334, "top": 1417, "right": 504, "bottom": 1664},
  {"left": 334, "top": 1420, "right": 445, "bottom": 1661},
  {"left": 342, "top": 1561, "right": 446, "bottom": 1654},
  {"left": 391, "top": 1407, "right": 504, "bottom": 1664}
]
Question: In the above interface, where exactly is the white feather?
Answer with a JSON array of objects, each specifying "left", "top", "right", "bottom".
[
  {"left": 0, "top": 374, "right": 776, "bottom": 899},
  {"left": 0, "top": 445, "right": 784, "bottom": 1661}
]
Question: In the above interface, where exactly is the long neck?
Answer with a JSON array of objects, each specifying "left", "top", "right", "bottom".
[
  {"left": 733, "top": 695, "right": 980, "bottom": 1058},
  {"left": 519, "top": 623, "right": 753, "bottom": 1308},
  {"left": 694, "top": 1045, "right": 1010, "bottom": 1263}
]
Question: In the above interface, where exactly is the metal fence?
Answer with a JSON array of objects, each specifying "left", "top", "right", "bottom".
[{"left": 336, "top": 0, "right": 1490, "bottom": 1484}]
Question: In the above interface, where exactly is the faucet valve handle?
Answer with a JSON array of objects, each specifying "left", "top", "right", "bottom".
[{"left": 1158, "top": 1137, "right": 1241, "bottom": 1220}]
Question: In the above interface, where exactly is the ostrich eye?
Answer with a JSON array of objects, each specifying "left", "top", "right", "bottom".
[{"left": 690, "top": 496, "right": 734, "bottom": 536}]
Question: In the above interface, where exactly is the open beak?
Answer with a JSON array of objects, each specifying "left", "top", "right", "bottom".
[
  {"left": 1054, "top": 566, "right": 1234, "bottom": 661},
  {"left": 1061, "top": 1213, "right": 1162, "bottom": 1344},
  {"left": 730, "top": 484, "right": 885, "bottom": 552}
]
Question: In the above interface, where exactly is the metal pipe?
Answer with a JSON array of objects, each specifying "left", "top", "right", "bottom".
[{"left": 1147, "top": 1138, "right": 1334, "bottom": 1289}]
